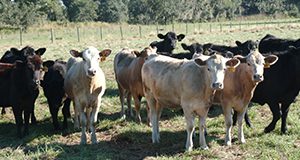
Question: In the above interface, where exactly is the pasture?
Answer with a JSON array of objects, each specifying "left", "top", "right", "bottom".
[{"left": 1, "top": 20, "right": 300, "bottom": 159}]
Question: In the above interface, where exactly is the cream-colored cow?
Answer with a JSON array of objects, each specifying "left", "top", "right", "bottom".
[
  {"left": 142, "top": 52, "right": 240, "bottom": 151},
  {"left": 114, "top": 47, "right": 156, "bottom": 124},
  {"left": 64, "top": 46, "right": 111, "bottom": 144}
]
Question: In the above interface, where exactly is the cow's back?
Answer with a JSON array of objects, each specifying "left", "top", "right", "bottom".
[{"left": 142, "top": 55, "right": 210, "bottom": 107}]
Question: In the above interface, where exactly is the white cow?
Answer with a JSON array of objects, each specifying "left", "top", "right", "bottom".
[
  {"left": 64, "top": 46, "right": 111, "bottom": 144},
  {"left": 141, "top": 52, "right": 240, "bottom": 151}
]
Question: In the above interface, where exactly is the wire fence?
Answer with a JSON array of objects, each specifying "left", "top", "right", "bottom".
[{"left": 0, "top": 19, "right": 300, "bottom": 47}]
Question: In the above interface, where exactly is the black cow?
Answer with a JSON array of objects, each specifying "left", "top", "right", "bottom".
[
  {"left": 158, "top": 43, "right": 204, "bottom": 60},
  {"left": 203, "top": 40, "right": 258, "bottom": 56},
  {"left": 0, "top": 46, "right": 46, "bottom": 137},
  {"left": 259, "top": 34, "right": 300, "bottom": 53},
  {"left": 41, "top": 60, "right": 71, "bottom": 130},
  {"left": 150, "top": 32, "right": 185, "bottom": 54},
  {"left": 0, "top": 46, "right": 46, "bottom": 117}
]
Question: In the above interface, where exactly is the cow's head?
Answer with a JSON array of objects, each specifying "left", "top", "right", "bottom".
[
  {"left": 235, "top": 40, "right": 258, "bottom": 56},
  {"left": 181, "top": 43, "right": 203, "bottom": 54},
  {"left": 235, "top": 49, "right": 278, "bottom": 82},
  {"left": 152, "top": 32, "right": 185, "bottom": 52},
  {"left": 9, "top": 47, "right": 46, "bottom": 89},
  {"left": 194, "top": 53, "right": 240, "bottom": 90},
  {"left": 134, "top": 46, "right": 157, "bottom": 60},
  {"left": 70, "top": 46, "right": 111, "bottom": 78}
]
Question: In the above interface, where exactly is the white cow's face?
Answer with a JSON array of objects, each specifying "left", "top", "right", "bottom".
[
  {"left": 70, "top": 46, "right": 112, "bottom": 78},
  {"left": 82, "top": 47, "right": 101, "bottom": 77},
  {"left": 236, "top": 50, "right": 278, "bottom": 82},
  {"left": 194, "top": 54, "right": 240, "bottom": 90}
]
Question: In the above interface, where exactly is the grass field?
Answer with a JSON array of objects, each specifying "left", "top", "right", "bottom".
[{"left": 0, "top": 20, "right": 300, "bottom": 159}]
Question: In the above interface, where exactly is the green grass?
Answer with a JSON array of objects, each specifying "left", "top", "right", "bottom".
[{"left": 1, "top": 20, "right": 300, "bottom": 160}]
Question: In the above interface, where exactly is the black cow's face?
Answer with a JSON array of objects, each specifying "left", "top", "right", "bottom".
[
  {"left": 181, "top": 43, "right": 203, "bottom": 54},
  {"left": 158, "top": 32, "right": 185, "bottom": 51}
]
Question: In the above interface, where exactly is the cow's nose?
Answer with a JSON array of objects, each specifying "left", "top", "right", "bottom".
[
  {"left": 253, "top": 74, "right": 263, "bottom": 82},
  {"left": 88, "top": 69, "right": 96, "bottom": 76},
  {"left": 212, "top": 82, "right": 223, "bottom": 90}
]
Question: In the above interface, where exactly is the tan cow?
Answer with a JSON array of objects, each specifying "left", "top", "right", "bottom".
[
  {"left": 141, "top": 52, "right": 240, "bottom": 151},
  {"left": 113, "top": 47, "right": 156, "bottom": 124},
  {"left": 213, "top": 49, "right": 278, "bottom": 146},
  {"left": 64, "top": 46, "right": 111, "bottom": 144}
]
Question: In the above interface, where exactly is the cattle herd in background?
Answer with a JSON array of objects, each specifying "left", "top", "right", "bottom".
[{"left": 0, "top": 32, "right": 299, "bottom": 151}]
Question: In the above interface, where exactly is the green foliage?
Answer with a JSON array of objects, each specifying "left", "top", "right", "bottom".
[
  {"left": 65, "top": 0, "right": 98, "bottom": 22},
  {"left": 0, "top": 0, "right": 300, "bottom": 27},
  {"left": 96, "top": 0, "right": 128, "bottom": 23}
]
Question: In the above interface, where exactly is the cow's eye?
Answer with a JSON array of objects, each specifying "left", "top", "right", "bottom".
[
  {"left": 207, "top": 68, "right": 210, "bottom": 71},
  {"left": 247, "top": 62, "right": 251, "bottom": 66}
]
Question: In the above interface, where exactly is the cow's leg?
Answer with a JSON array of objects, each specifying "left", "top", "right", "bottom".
[
  {"left": 244, "top": 110, "right": 252, "bottom": 128},
  {"left": 90, "top": 105, "right": 99, "bottom": 144},
  {"left": 13, "top": 106, "right": 23, "bottom": 138},
  {"left": 118, "top": 84, "right": 126, "bottom": 119},
  {"left": 148, "top": 98, "right": 160, "bottom": 143},
  {"left": 145, "top": 102, "right": 151, "bottom": 126},
  {"left": 264, "top": 102, "right": 280, "bottom": 133},
  {"left": 30, "top": 106, "right": 37, "bottom": 125},
  {"left": 126, "top": 92, "right": 133, "bottom": 117},
  {"left": 24, "top": 107, "right": 31, "bottom": 136},
  {"left": 223, "top": 105, "right": 233, "bottom": 146},
  {"left": 199, "top": 113, "right": 209, "bottom": 150},
  {"left": 62, "top": 98, "right": 71, "bottom": 129},
  {"left": 73, "top": 101, "right": 80, "bottom": 129},
  {"left": 237, "top": 108, "right": 247, "bottom": 144},
  {"left": 182, "top": 106, "right": 195, "bottom": 151},
  {"left": 281, "top": 101, "right": 292, "bottom": 134},
  {"left": 49, "top": 103, "right": 60, "bottom": 130},
  {"left": 133, "top": 95, "right": 141, "bottom": 123},
  {"left": 1, "top": 107, "right": 6, "bottom": 115},
  {"left": 80, "top": 109, "right": 87, "bottom": 145}
]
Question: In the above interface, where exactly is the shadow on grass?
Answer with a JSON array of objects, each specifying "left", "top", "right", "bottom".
[
  {"left": 103, "top": 88, "right": 119, "bottom": 98},
  {"left": 0, "top": 117, "right": 77, "bottom": 149}
]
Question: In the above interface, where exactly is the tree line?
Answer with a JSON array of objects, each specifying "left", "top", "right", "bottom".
[{"left": 0, "top": 0, "right": 299, "bottom": 28}]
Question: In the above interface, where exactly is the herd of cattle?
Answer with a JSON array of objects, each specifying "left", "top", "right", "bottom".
[{"left": 0, "top": 32, "right": 299, "bottom": 151}]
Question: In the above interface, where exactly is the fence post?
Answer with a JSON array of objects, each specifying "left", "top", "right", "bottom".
[
  {"left": 220, "top": 23, "right": 222, "bottom": 32},
  {"left": 99, "top": 27, "right": 103, "bottom": 40},
  {"left": 230, "top": 22, "right": 232, "bottom": 29},
  {"left": 198, "top": 22, "right": 201, "bottom": 32},
  {"left": 156, "top": 23, "right": 159, "bottom": 34},
  {"left": 185, "top": 23, "right": 188, "bottom": 35},
  {"left": 239, "top": 21, "right": 242, "bottom": 30},
  {"left": 77, "top": 27, "right": 80, "bottom": 42},
  {"left": 172, "top": 22, "right": 175, "bottom": 32},
  {"left": 120, "top": 25, "right": 123, "bottom": 40},
  {"left": 50, "top": 28, "right": 54, "bottom": 43},
  {"left": 139, "top": 26, "right": 142, "bottom": 38},
  {"left": 209, "top": 23, "right": 212, "bottom": 32},
  {"left": 19, "top": 27, "right": 23, "bottom": 46}
]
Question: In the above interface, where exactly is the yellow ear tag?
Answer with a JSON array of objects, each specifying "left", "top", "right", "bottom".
[
  {"left": 228, "top": 67, "right": 235, "bottom": 72},
  {"left": 101, "top": 57, "right": 106, "bottom": 62},
  {"left": 264, "top": 63, "right": 270, "bottom": 68}
]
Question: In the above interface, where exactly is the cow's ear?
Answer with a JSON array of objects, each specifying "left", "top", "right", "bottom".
[
  {"left": 177, "top": 34, "right": 185, "bottom": 41},
  {"left": 157, "top": 33, "right": 165, "bottom": 39},
  {"left": 226, "top": 58, "right": 240, "bottom": 68},
  {"left": 99, "top": 49, "right": 112, "bottom": 62},
  {"left": 70, "top": 50, "right": 82, "bottom": 57},
  {"left": 35, "top": 48, "right": 46, "bottom": 56},
  {"left": 43, "top": 60, "right": 55, "bottom": 68},
  {"left": 264, "top": 55, "right": 278, "bottom": 67},
  {"left": 235, "top": 41, "right": 242, "bottom": 46},
  {"left": 10, "top": 48, "right": 21, "bottom": 56},
  {"left": 132, "top": 50, "right": 141, "bottom": 57},
  {"left": 194, "top": 58, "right": 207, "bottom": 67},
  {"left": 234, "top": 55, "right": 247, "bottom": 63},
  {"left": 181, "top": 43, "right": 188, "bottom": 50}
]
